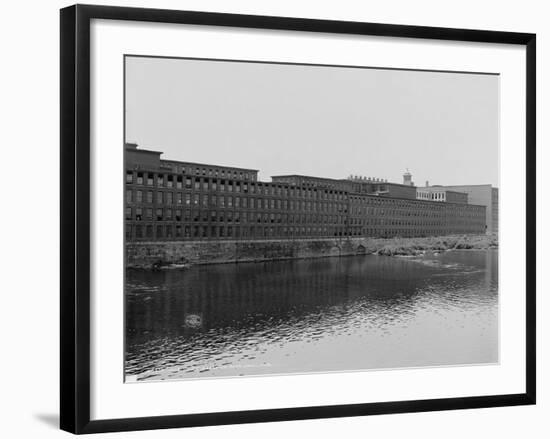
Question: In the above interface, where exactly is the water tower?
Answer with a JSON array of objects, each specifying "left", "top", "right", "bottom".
[{"left": 403, "top": 169, "right": 414, "bottom": 186}]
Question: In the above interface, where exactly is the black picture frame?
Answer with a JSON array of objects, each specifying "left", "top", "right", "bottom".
[{"left": 60, "top": 4, "right": 536, "bottom": 434}]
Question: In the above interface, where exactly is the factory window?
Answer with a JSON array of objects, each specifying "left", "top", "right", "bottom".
[
  {"left": 175, "top": 210, "right": 181, "bottom": 221},
  {"left": 156, "top": 208, "right": 163, "bottom": 221},
  {"left": 125, "top": 207, "right": 132, "bottom": 220},
  {"left": 156, "top": 226, "right": 163, "bottom": 238},
  {"left": 176, "top": 193, "right": 182, "bottom": 204},
  {"left": 135, "top": 208, "right": 142, "bottom": 221},
  {"left": 194, "top": 178, "right": 200, "bottom": 190},
  {"left": 184, "top": 226, "right": 190, "bottom": 237},
  {"left": 157, "top": 175, "right": 164, "bottom": 186},
  {"left": 135, "top": 225, "right": 143, "bottom": 238},
  {"left": 185, "top": 177, "right": 192, "bottom": 189},
  {"left": 147, "top": 174, "right": 154, "bottom": 186},
  {"left": 176, "top": 176, "right": 183, "bottom": 189},
  {"left": 176, "top": 225, "right": 182, "bottom": 237},
  {"left": 146, "top": 208, "right": 153, "bottom": 220},
  {"left": 126, "top": 190, "right": 132, "bottom": 203},
  {"left": 167, "top": 176, "right": 174, "bottom": 188},
  {"left": 166, "top": 193, "right": 173, "bottom": 205},
  {"left": 137, "top": 173, "right": 144, "bottom": 185},
  {"left": 126, "top": 171, "right": 133, "bottom": 184},
  {"left": 146, "top": 191, "right": 153, "bottom": 203}
]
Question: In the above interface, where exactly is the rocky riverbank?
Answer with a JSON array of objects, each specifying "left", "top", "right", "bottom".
[
  {"left": 126, "top": 234, "right": 497, "bottom": 269},
  {"left": 373, "top": 234, "right": 498, "bottom": 257}
]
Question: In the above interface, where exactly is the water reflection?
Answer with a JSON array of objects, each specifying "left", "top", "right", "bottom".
[{"left": 125, "top": 250, "right": 498, "bottom": 381}]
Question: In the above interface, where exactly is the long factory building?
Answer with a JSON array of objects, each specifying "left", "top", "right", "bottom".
[{"left": 125, "top": 144, "right": 487, "bottom": 241}]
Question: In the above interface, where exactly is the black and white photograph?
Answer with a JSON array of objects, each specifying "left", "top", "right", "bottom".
[
  {"left": 1, "top": 0, "right": 543, "bottom": 436},
  {"left": 124, "top": 55, "right": 500, "bottom": 382}
]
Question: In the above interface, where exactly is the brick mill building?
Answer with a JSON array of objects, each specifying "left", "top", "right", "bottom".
[{"left": 125, "top": 144, "right": 487, "bottom": 241}]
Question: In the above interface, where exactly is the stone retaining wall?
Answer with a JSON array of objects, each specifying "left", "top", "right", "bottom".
[{"left": 126, "top": 234, "right": 495, "bottom": 269}]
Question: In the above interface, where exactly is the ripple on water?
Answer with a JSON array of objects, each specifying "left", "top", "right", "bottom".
[{"left": 125, "top": 251, "right": 498, "bottom": 380}]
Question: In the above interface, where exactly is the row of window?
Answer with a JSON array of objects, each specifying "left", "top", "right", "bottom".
[
  {"left": 127, "top": 224, "right": 350, "bottom": 239},
  {"left": 126, "top": 223, "right": 483, "bottom": 240},
  {"left": 125, "top": 209, "right": 485, "bottom": 234},
  {"left": 126, "top": 190, "right": 347, "bottom": 212},
  {"left": 127, "top": 172, "right": 485, "bottom": 214},
  {"left": 126, "top": 172, "right": 347, "bottom": 199},
  {"left": 349, "top": 193, "right": 480, "bottom": 210},
  {"left": 161, "top": 162, "right": 257, "bottom": 181},
  {"left": 126, "top": 208, "right": 348, "bottom": 225},
  {"left": 126, "top": 192, "right": 484, "bottom": 224},
  {"left": 349, "top": 212, "right": 485, "bottom": 222}
]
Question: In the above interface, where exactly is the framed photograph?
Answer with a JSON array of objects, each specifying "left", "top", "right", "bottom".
[{"left": 60, "top": 4, "right": 536, "bottom": 434}]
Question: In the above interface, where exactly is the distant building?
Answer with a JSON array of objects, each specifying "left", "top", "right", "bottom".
[
  {"left": 433, "top": 185, "right": 499, "bottom": 234},
  {"left": 125, "top": 144, "right": 486, "bottom": 241},
  {"left": 416, "top": 186, "right": 468, "bottom": 204}
]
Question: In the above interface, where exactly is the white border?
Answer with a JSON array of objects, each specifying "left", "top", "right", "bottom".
[{"left": 90, "top": 19, "right": 526, "bottom": 420}]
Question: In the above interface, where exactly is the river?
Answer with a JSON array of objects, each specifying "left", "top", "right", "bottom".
[{"left": 125, "top": 250, "right": 498, "bottom": 381}]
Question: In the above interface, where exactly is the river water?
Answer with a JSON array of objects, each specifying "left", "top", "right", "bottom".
[{"left": 125, "top": 250, "right": 498, "bottom": 381}]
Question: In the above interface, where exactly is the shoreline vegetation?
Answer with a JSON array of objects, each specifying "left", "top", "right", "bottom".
[{"left": 373, "top": 234, "right": 498, "bottom": 257}]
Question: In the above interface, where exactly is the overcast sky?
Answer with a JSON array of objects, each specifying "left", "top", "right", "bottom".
[{"left": 125, "top": 56, "right": 499, "bottom": 187}]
